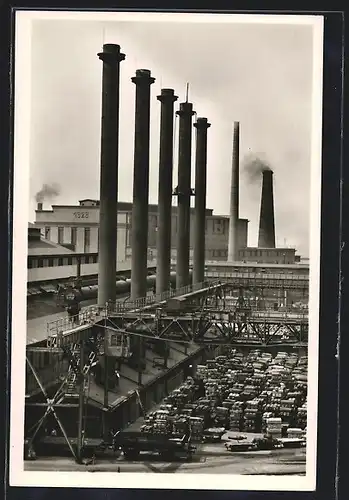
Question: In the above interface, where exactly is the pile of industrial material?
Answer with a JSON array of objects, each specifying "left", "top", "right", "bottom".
[
  {"left": 140, "top": 349, "right": 307, "bottom": 441},
  {"left": 196, "top": 350, "right": 308, "bottom": 434}
]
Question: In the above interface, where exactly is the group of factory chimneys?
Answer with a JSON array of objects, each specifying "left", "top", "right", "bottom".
[
  {"left": 96, "top": 43, "right": 276, "bottom": 307},
  {"left": 96, "top": 43, "right": 214, "bottom": 307}
]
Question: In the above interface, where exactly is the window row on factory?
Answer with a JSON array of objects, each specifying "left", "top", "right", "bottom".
[
  {"left": 45, "top": 226, "right": 93, "bottom": 253},
  {"left": 28, "top": 254, "right": 98, "bottom": 269},
  {"left": 126, "top": 214, "right": 230, "bottom": 235},
  {"left": 209, "top": 249, "right": 293, "bottom": 258},
  {"left": 45, "top": 220, "right": 229, "bottom": 241},
  {"left": 44, "top": 219, "right": 230, "bottom": 253}
]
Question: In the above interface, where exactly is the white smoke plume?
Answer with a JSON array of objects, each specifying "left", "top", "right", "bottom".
[
  {"left": 35, "top": 183, "right": 61, "bottom": 203},
  {"left": 242, "top": 153, "right": 272, "bottom": 183}
]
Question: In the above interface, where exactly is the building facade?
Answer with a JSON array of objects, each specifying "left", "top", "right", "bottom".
[{"left": 34, "top": 200, "right": 249, "bottom": 262}]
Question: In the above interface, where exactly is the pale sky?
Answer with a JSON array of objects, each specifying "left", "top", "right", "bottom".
[{"left": 28, "top": 15, "right": 319, "bottom": 256}]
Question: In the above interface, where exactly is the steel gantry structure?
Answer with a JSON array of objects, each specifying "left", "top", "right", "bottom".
[
  {"left": 25, "top": 276, "right": 309, "bottom": 463},
  {"left": 102, "top": 279, "right": 308, "bottom": 348}
]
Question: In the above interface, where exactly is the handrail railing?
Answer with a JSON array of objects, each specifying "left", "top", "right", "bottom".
[
  {"left": 205, "top": 271, "right": 309, "bottom": 281},
  {"left": 46, "top": 280, "right": 222, "bottom": 339},
  {"left": 45, "top": 275, "right": 308, "bottom": 341}
]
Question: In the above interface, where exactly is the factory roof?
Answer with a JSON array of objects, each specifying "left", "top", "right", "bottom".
[
  {"left": 36, "top": 200, "right": 214, "bottom": 215},
  {"left": 213, "top": 215, "right": 249, "bottom": 222},
  {"left": 245, "top": 247, "right": 296, "bottom": 252},
  {"left": 28, "top": 240, "right": 74, "bottom": 256},
  {"left": 28, "top": 223, "right": 74, "bottom": 256}
]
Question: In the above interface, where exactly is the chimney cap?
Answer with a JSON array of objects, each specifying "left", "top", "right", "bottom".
[
  {"left": 194, "top": 117, "right": 211, "bottom": 129},
  {"left": 98, "top": 44, "right": 126, "bottom": 62},
  {"left": 102, "top": 43, "right": 122, "bottom": 52},
  {"left": 136, "top": 68, "right": 151, "bottom": 77},
  {"left": 157, "top": 88, "right": 178, "bottom": 102},
  {"left": 176, "top": 101, "right": 195, "bottom": 116},
  {"left": 132, "top": 69, "right": 155, "bottom": 85}
]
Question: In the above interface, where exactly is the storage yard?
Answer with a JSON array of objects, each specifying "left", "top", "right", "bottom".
[
  {"left": 25, "top": 347, "right": 307, "bottom": 474},
  {"left": 23, "top": 42, "right": 309, "bottom": 476}
]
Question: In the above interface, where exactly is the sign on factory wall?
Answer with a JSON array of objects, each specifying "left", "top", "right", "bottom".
[{"left": 35, "top": 207, "right": 127, "bottom": 225}]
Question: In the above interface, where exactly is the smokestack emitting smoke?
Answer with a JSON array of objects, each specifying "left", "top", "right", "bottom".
[
  {"left": 35, "top": 183, "right": 60, "bottom": 203},
  {"left": 242, "top": 153, "right": 272, "bottom": 183},
  {"left": 258, "top": 169, "right": 276, "bottom": 248},
  {"left": 227, "top": 122, "right": 240, "bottom": 262}
]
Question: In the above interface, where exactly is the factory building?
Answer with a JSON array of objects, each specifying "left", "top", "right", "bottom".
[
  {"left": 33, "top": 200, "right": 249, "bottom": 262},
  {"left": 34, "top": 200, "right": 297, "bottom": 264}
]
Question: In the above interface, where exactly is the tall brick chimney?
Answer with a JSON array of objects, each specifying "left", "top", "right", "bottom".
[{"left": 258, "top": 169, "right": 276, "bottom": 248}]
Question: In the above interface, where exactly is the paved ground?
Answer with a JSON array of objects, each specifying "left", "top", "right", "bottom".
[{"left": 24, "top": 445, "right": 306, "bottom": 475}]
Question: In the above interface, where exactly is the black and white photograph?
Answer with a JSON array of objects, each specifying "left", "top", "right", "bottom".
[{"left": 10, "top": 10, "right": 324, "bottom": 490}]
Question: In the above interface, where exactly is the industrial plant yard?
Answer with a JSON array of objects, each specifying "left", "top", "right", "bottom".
[
  {"left": 25, "top": 443, "right": 306, "bottom": 475},
  {"left": 21, "top": 32, "right": 311, "bottom": 481}
]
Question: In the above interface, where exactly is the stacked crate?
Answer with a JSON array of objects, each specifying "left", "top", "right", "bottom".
[
  {"left": 261, "top": 412, "right": 274, "bottom": 433},
  {"left": 137, "top": 350, "right": 309, "bottom": 441},
  {"left": 279, "top": 397, "right": 296, "bottom": 424},
  {"left": 196, "top": 364, "right": 208, "bottom": 382},
  {"left": 266, "top": 417, "right": 282, "bottom": 439},
  {"left": 296, "top": 401, "right": 307, "bottom": 429},
  {"left": 230, "top": 401, "right": 245, "bottom": 431},
  {"left": 244, "top": 399, "right": 260, "bottom": 432},
  {"left": 140, "top": 424, "right": 154, "bottom": 434},
  {"left": 172, "top": 416, "right": 189, "bottom": 437},
  {"left": 287, "top": 427, "right": 305, "bottom": 439},
  {"left": 194, "top": 401, "right": 211, "bottom": 427},
  {"left": 151, "top": 410, "right": 172, "bottom": 436},
  {"left": 213, "top": 406, "right": 229, "bottom": 428},
  {"left": 189, "top": 416, "right": 205, "bottom": 440}
]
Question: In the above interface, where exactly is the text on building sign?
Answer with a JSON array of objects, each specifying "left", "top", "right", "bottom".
[{"left": 73, "top": 212, "right": 89, "bottom": 219}]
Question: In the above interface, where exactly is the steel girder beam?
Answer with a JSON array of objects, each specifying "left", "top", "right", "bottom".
[
  {"left": 207, "top": 276, "right": 309, "bottom": 291},
  {"left": 25, "top": 356, "right": 79, "bottom": 461},
  {"left": 105, "top": 308, "right": 308, "bottom": 346},
  {"left": 25, "top": 336, "right": 101, "bottom": 462}
]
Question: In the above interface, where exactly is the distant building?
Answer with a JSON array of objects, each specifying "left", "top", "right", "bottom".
[
  {"left": 28, "top": 222, "right": 73, "bottom": 256},
  {"left": 27, "top": 223, "right": 98, "bottom": 287},
  {"left": 34, "top": 200, "right": 249, "bottom": 262},
  {"left": 33, "top": 200, "right": 297, "bottom": 265}
]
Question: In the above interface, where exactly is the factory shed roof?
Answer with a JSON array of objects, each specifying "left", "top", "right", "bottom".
[
  {"left": 44, "top": 201, "right": 214, "bottom": 216},
  {"left": 28, "top": 239, "right": 74, "bottom": 256}
]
